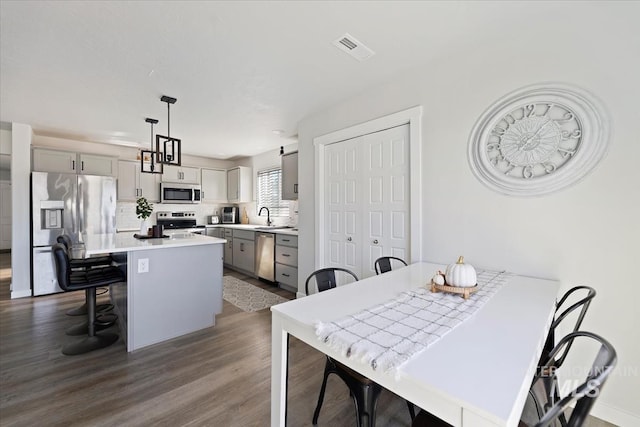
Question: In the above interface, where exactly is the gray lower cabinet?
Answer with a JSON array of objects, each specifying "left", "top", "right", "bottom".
[
  {"left": 223, "top": 228, "right": 233, "bottom": 266},
  {"left": 232, "top": 229, "right": 255, "bottom": 273},
  {"left": 275, "top": 234, "right": 298, "bottom": 292}
]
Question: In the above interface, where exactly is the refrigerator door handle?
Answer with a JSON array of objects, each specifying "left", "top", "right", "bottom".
[{"left": 78, "top": 180, "right": 84, "bottom": 235}]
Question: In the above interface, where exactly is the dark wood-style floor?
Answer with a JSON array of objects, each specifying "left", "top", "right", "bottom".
[
  {"left": 0, "top": 254, "right": 412, "bottom": 426},
  {"left": 0, "top": 253, "right": 614, "bottom": 426}
]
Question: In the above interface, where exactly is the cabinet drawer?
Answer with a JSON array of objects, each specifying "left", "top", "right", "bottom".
[
  {"left": 276, "top": 263, "right": 298, "bottom": 288},
  {"left": 275, "top": 245, "right": 298, "bottom": 267},
  {"left": 233, "top": 229, "right": 255, "bottom": 241},
  {"left": 276, "top": 234, "right": 297, "bottom": 247}
]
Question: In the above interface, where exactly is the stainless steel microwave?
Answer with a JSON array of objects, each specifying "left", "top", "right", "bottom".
[{"left": 160, "top": 183, "right": 201, "bottom": 204}]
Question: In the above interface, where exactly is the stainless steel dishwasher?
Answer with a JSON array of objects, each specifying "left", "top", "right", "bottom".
[{"left": 255, "top": 232, "right": 275, "bottom": 282}]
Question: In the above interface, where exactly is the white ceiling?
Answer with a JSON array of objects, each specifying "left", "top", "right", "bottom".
[{"left": 0, "top": 1, "right": 595, "bottom": 160}]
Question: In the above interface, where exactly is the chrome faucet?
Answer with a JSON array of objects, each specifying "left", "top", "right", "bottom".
[{"left": 258, "top": 206, "right": 272, "bottom": 226}]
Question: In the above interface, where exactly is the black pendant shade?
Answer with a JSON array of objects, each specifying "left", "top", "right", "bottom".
[
  {"left": 155, "top": 95, "right": 182, "bottom": 166},
  {"left": 141, "top": 117, "right": 162, "bottom": 174}
]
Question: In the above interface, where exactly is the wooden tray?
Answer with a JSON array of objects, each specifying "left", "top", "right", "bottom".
[
  {"left": 430, "top": 280, "right": 478, "bottom": 300},
  {"left": 133, "top": 233, "right": 169, "bottom": 240}
]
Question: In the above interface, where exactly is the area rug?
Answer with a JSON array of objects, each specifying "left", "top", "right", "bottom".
[{"left": 223, "top": 276, "right": 289, "bottom": 312}]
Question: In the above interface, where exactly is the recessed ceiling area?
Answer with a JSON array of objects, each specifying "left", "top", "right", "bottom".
[{"left": 0, "top": 1, "right": 580, "bottom": 160}]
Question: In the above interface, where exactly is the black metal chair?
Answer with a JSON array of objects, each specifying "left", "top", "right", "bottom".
[
  {"left": 539, "top": 286, "right": 596, "bottom": 369},
  {"left": 57, "top": 234, "right": 114, "bottom": 319},
  {"left": 520, "top": 331, "right": 617, "bottom": 427},
  {"left": 374, "top": 256, "right": 407, "bottom": 275},
  {"left": 306, "top": 267, "right": 415, "bottom": 426},
  {"left": 412, "top": 331, "right": 617, "bottom": 427},
  {"left": 52, "top": 243, "right": 124, "bottom": 355}
]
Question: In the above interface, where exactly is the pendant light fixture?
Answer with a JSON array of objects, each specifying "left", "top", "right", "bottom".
[
  {"left": 155, "top": 95, "right": 182, "bottom": 166},
  {"left": 141, "top": 117, "right": 163, "bottom": 174}
]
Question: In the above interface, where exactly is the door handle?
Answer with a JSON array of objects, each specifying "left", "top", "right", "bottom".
[
  {"left": 81, "top": 161, "right": 84, "bottom": 171},
  {"left": 294, "top": 184, "right": 298, "bottom": 194},
  {"left": 282, "top": 253, "right": 290, "bottom": 257},
  {"left": 71, "top": 160, "right": 75, "bottom": 171},
  {"left": 282, "top": 273, "right": 290, "bottom": 277},
  {"left": 373, "top": 239, "right": 379, "bottom": 244},
  {"left": 347, "top": 237, "right": 352, "bottom": 242}
]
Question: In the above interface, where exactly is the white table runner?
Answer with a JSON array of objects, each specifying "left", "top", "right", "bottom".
[{"left": 315, "top": 269, "right": 512, "bottom": 374}]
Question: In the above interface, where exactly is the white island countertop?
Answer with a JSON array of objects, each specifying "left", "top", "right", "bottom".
[{"left": 83, "top": 233, "right": 225, "bottom": 256}]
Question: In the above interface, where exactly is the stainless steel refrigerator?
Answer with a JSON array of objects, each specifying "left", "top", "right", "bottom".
[{"left": 31, "top": 171, "right": 116, "bottom": 296}]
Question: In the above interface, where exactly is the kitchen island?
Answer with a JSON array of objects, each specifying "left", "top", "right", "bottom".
[{"left": 84, "top": 233, "right": 226, "bottom": 352}]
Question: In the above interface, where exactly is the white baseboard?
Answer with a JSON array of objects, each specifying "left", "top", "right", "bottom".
[
  {"left": 11, "top": 287, "right": 31, "bottom": 299},
  {"left": 591, "top": 400, "right": 640, "bottom": 426}
]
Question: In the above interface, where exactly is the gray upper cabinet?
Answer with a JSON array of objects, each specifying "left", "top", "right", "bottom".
[
  {"left": 33, "top": 148, "right": 117, "bottom": 176},
  {"left": 201, "top": 168, "right": 227, "bottom": 202},
  {"left": 281, "top": 151, "right": 298, "bottom": 200},
  {"left": 117, "top": 160, "right": 160, "bottom": 202},
  {"left": 79, "top": 153, "right": 117, "bottom": 176},
  {"left": 227, "top": 166, "right": 252, "bottom": 203},
  {"left": 162, "top": 164, "right": 200, "bottom": 184}
]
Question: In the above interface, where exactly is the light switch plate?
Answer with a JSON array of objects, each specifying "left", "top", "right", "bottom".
[{"left": 138, "top": 258, "right": 149, "bottom": 273}]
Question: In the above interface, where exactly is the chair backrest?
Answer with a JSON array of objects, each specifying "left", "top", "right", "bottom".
[
  {"left": 57, "top": 234, "right": 73, "bottom": 251},
  {"left": 542, "top": 286, "right": 596, "bottom": 368},
  {"left": 524, "top": 331, "right": 616, "bottom": 427},
  {"left": 51, "top": 243, "right": 71, "bottom": 291},
  {"left": 305, "top": 267, "right": 359, "bottom": 295},
  {"left": 374, "top": 256, "right": 408, "bottom": 275}
]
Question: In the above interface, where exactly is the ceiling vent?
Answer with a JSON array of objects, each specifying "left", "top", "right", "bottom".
[{"left": 332, "top": 33, "right": 375, "bottom": 62}]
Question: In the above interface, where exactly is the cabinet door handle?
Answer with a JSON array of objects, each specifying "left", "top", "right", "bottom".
[
  {"left": 373, "top": 239, "right": 379, "bottom": 244},
  {"left": 81, "top": 161, "right": 84, "bottom": 171},
  {"left": 240, "top": 242, "right": 244, "bottom": 251},
  {"left": 347, "top": 237, "right": 352, "bottom": 242},
  {"left": 72, "top": 160, "right": 75, "bottom": 171},
  {"left": 282, "top": 239, "right": 290, "bottom": 242},
  {"left": 282, "top": 253, "right": 290, "bottom": 257},
  {"left": 294, "top": 184, "right": 298, "bottom": 194},
  {"left": 282, "top": 273, "right": 290, "bottom": 277}
]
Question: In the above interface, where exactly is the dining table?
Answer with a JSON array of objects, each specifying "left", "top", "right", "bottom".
[{"left": 270, "top": 261, "right": 560, "bottom": 427}]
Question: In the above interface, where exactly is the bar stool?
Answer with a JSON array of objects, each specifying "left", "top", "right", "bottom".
[
  {"left": 52, "top": 243, "right": 125, "bottom": 355},
  {"left": 57, "top": 235, "right": 114, "bottom": 317}
]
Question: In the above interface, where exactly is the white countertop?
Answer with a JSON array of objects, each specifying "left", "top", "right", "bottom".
[
  {"left": 83, "top": 232, "right": 225, "bottom": 256},
  {"left": 207, "top": 224, "right": 299, "bottom": 236}
]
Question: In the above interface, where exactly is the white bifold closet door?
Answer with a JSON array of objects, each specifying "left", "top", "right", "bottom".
[{"left": 324, "top": 124, "right": 410, "bottom": 280}]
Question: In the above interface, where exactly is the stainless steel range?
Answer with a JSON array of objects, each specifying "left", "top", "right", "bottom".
[{"left": 156, "top": 211, "right": 206, "bottom": 234}]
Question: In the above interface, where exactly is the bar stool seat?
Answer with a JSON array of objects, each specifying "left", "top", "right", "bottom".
[{"left": 52, "top": 243, "right": 125, "bottom": 355}]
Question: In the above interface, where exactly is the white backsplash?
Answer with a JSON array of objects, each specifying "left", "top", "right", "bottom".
[
  {"left": 116, "top": 202, "right": 228, "bottom": 230},
  {"left": 239, "top": 200, "right": 298, "bottom": 227}
]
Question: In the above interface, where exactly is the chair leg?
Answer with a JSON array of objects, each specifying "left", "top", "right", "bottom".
[
  {"left": 407, "top": 401, "right": 416, "bottom": 420},
  {"left": 312, "top": 361, "right": 332, "bottom": 425},
  {"left": 62, "top": 287, "right": 118, "bottom": 356},
  {"left": 66, "top": 302, "right": 113, "bottom": 316},
  {"left": 353, "top": 383, "right": 381, "bottom": 427}
]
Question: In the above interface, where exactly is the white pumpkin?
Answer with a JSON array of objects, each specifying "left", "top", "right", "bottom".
[
  {"left": 431, "top": 272, "right": 445, "bottom": 286},
  {"left": 445, "top": 256, "right": 477, "bottom": 287}
]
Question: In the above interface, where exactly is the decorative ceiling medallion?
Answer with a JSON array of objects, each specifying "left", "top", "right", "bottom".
[{"left": 468, "top": 83, "right": 610, "bottom": 197}]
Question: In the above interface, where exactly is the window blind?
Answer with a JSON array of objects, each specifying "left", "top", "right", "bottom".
[{"left": 257, "top": 168, "right": 289, "bottom": 217}]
